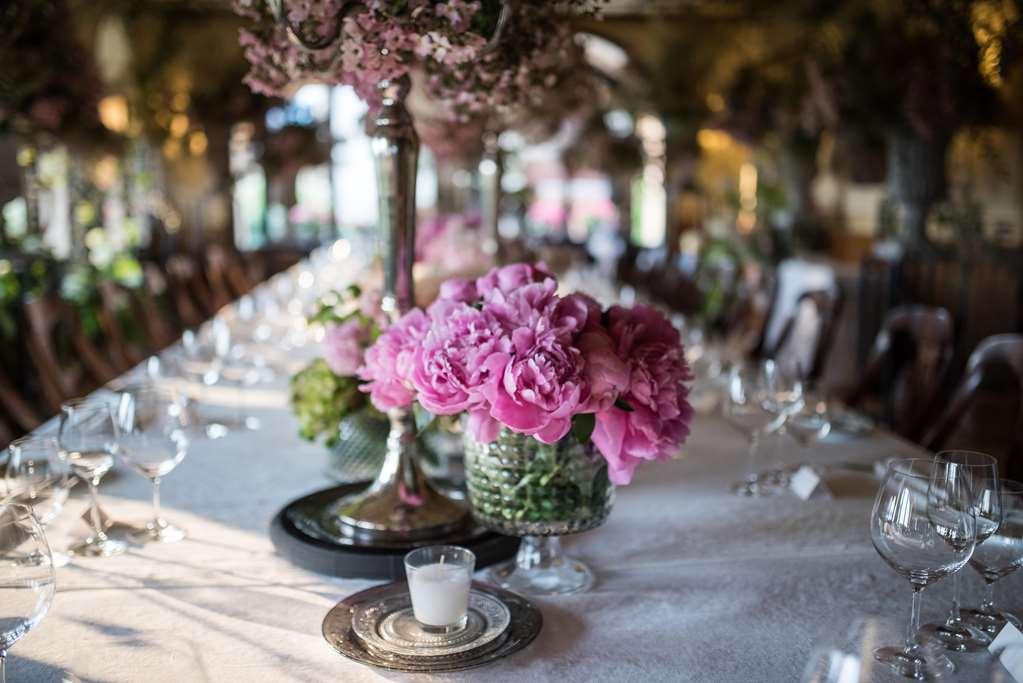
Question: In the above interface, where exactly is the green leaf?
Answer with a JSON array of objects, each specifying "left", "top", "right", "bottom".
[
  {"left": 614, "top": 398, "right": 634, "bottom": 412},
  {"left": 571, "top": 413, "right": 596, "bottom": 444}
]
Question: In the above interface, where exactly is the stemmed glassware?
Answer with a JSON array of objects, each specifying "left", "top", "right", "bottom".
[
  {"left": 724, "top": 363, "right": 784, "bottom": 497},
  {"left": 0, "top": 503, "right": 56, "bottom": 683},
  {"left": 961, "top": 479, "right": 1023, "bottom": 636},
  {"left": 918, "top": 450, "right": 1000, "bottom": 651},
  {"left": 3, "top": 436, "right": 74, "bottom": 567},
  {"left": 57, "top": 399, "right": 126, "bottom": 558},
  {"left": 755, "top": 359, "right": 805, "bottom": 486},
  {"left": 115, "top": 387, "right": 190, "bottom": 543},
  {"left": 870, "top": 458, "right": 975, "bottom": 679}
]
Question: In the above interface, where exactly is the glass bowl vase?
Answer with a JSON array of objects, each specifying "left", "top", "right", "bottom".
[{"left": 464, "top": 428, "right": 614, "bottom": 596}]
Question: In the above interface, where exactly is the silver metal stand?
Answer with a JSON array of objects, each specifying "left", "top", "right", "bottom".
[{"left": 333, "top": 78, "right": 469, "bottom": 542}]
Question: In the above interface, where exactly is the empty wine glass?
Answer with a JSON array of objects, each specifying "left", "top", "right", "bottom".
[
  {"left": 57, "top": 399, "right": 126, "bottom": 558},
  {"left": 115, "top": 387, "right": 190, "bottom": 543},
  {"left": 919, "top": 450, "right": 1000, "bottom": 652},
  {"left": 756, "top": 359, "right": 805, "bottom": 486},
  {"left": 3, "top": 436, "right": 73, "bottom": 567},
  {"left": 961, "top": 479, "right": 1023, "bottom": 636},
  {"left": 870, "top": 458, "right": 975, "bottom": 679},
  {"left": 723, "top": 363, "right": 784, "bottom": 497},
  {"left": 179, "top": 329, "right": 230, "bottom": 439},
  {"left": 0, "top": 503, "right": 56, "bottom": 683}
]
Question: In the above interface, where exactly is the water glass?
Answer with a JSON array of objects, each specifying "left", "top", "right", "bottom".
[
  {"left": 404, "top": 546, "right": 475, "bottom": 634},
  {"left": 115, "top": 387, "right": 190, "bottom": 543},
  {"left": 962, "top": 479, "right": 1023, "bottom": 636},
  {"left": 723, "top": 363, "right": 782, "bottom": 497},
  {"left": 0, "top": 503, "right": 56, "bottom": 683},
  {"left": 919, "top": 450, "right": 1000, "bottom": 651},
  {"left": 57, "top": 399, "right": 126, "bottom": 558},
  {"left": 3, "top": 436, "right": 73, "bottom": 567},
  {"left": 870, "top": 458, "right": 975, "bottom": 679}
]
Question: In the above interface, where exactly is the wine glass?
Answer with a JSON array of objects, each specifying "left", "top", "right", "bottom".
[
  {"left": 919, "top": 450, "right": 1000, "bottom": 651},
  {"left": 57, "top": 399, "right": 126, "bottom": 558},
  {"left": 961, "top": 479, "right": 1023, "bottom": 636},
  {"left": 723, "top": 363, "right": 784, "bottom": 497},
  {"left": 3, "top": 436, "right": 73, "bottom": 567},
  {"left": 115, "top": 387, "right": 190, "bottom": 543},
  {"left": 0, "top": 503, "right": 56, "bottom": 683},
  {"left": 870, "top": 458, "right": 975, "bottom": 679},
  {"left": 755, "top": 359, "right": 805, "bottom": 486}
]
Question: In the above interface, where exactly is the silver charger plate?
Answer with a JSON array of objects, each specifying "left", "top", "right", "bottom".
[
  {"left": 351, "top": 590, "right": 511, "bottom": 659},
  {"left": 323, "top": 581, "right": 542, "bottom": 673}
]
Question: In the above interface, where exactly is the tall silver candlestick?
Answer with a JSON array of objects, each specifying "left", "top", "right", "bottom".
[
  {"left": 479, "top": 131, "right": 504, "bottom": 265},
  {"left": 334, "top": 77, "right": 469, "bottom": 542}
]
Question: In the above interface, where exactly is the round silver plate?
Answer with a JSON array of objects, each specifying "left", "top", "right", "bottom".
[
  {"left": 323, "top": 581, "right": 542, "bottom": 673},
  {"left": 352, "top": 591, "right": 511, "bottom": 658}
]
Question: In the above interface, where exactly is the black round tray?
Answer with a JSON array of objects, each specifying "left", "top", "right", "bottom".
[{"left": 269, "top": 483, "right": 520, "bottom": 580}]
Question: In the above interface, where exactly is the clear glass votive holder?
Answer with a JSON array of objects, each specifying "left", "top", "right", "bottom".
[{"left": 404, "top": 545, "right": 475, "bottom": 635}]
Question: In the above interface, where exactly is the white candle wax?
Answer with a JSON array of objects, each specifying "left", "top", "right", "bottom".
[{"left": 408, "top": 562, "right": 471, "bottom": 627}]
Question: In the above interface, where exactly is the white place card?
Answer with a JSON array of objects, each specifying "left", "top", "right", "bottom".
[
  {"left": 790, "top": 466, "right": 831, "bottom": 501},
  {"left": 989, "top": 622, "right": 1023, "bottom": 681}
]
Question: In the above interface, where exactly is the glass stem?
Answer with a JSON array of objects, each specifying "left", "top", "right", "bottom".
[
  {"left": 745, "top": 431, "right": 760, "bottom": 483},
  {"left": 906, "top": 584, "right": 924, "bottom": 651},
  {"left": 982, "top": 579, "right": 997, "bottom": 614},
  {"left": 1, "top": 649, "right": 6, "bottom": 683},
  {"left": 517, "top": 536, "right": 563, "bottom": 572},
  {"left": 86, "top": 477, "right": 109, "bottom": 541},
  {"left": 151, "top": 477, "right": 162, "bottom": 527},
  {"left": 949, "top": 570, "right": 962, "bottom": 624}
]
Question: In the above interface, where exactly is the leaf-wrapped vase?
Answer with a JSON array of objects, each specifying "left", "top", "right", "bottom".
[{"left": 464, "top": 428, "right": 614, "bottom": 595}]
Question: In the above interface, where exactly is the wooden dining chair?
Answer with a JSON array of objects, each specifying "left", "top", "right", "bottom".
[
  {"left": 765, "top": 288, "right": 843, "bottom": 383},
  {"left": 845, "top": 305, "right": 955, "bottom": 440},
  {"left": 0, "top": 364, "right": 41, "bottom": 444},
  {"left": 96, "top": 280, "right": 146, "bottom": 373},
  {"left": 162, "top": 255, "right": 214, "bottom": 328},
  {"left": 23, "top": 294, "right": 118, "bottom": 414},
  {"left": 206, "top": 244, "right": 255, "bottom": 303},
  {"left": 924, "top": 334, "right": 1023, "bottom": 480}
]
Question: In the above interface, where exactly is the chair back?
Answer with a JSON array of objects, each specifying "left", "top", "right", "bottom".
[
  {"left": 206, "top": 244, "right": 254, "bottom": 303},
  {"left": 767, "top": 288, "right": 843, "bottom": 382},
  {"left": 23, "top": 294, "right": 117, "bottom": 413},
  {"left": 846, "top": 305, "right": 954, "bottom": 439},
  {"left": 163, "top": 256, "right": 213, "bottom": 328},
  {"left": 924, "top": 334, "right": 1023, "bottom": 478}
]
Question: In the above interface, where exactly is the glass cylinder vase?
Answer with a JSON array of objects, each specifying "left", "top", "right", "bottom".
[{"left": 464, "top": 428, "right": 614, "bottom": 595}]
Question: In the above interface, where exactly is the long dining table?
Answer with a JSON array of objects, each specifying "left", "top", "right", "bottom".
[{"left": 9, "top": 260, "right": 1022, "bottom": 683}]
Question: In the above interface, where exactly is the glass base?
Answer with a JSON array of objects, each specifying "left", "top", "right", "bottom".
[
  {"left": 961, "top": 607, "right": 1023, "bottom": 636},
  {"left": 69, "top": 535, "right": 127, "bottom": 558},
  {"left": 133, "top": 520, "right": 186, "bottom": 544},
  {"left": 731, "top": 478, "right": 781, "bottom": 497},
  {"left": 485, "top": 537, "right": 594, "bottom": 596},
  {"left": 51, "top": 549, "right": 71, "bottom": 568},
  {"left": 918, "top": 619, "right": 991, "bottom": 652},
  {"left": 873, "top": 644, "right": 954, "bottom": 680}
]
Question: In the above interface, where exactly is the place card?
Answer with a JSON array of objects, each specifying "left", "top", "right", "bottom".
[
  {"left": 790, "top": 465, "right": 831, "bottom": 501},
  {"left": 989, "top": 622, "right": 1023, "bottom": 681}
]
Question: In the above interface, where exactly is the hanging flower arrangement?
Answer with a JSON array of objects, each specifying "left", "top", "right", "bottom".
[{"left": 233, "top": 0, "right": 596, "bottom": 121}]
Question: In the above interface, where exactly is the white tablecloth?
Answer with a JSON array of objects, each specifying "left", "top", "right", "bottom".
[{"left": 11, "top": 326, "right": 1022, "bottom": 683}]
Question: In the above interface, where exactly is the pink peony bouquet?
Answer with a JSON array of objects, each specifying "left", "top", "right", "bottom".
[{"left": 359, "top": 263, "right": 694, "bottom": 484}]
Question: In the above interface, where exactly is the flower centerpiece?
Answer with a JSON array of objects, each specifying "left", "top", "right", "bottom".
[
  {"left": 290, "top": 285, "right": 391, "bottom": 483},
  {"left": 359, "top": 262, "right": 694, "bottom": 594}
]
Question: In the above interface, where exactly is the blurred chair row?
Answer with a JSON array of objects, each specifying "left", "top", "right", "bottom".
[
  {"left": 625, "top": 248, "right": 1022, "bottom": 480},
  {"left": 0, "top": 245, "right": 289, "bottom": 447}
]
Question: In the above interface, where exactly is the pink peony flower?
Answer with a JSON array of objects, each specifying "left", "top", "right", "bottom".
[
  {"left": 475, "top": 262, "right": 554, "bottom": 299},
  {"left": 438, "top": 277, "right": 478, "bottom": 303},
  {"left": 592, "top": 305, "right": 693, "bottom": 485},
  {"left": 577, "top": 329, "right": 630, "bottom": 413},
  {"left": 480, "top": 328, "right": 586, "bottom": 444},
  {"left": 485, "top": 280, "right": 589, "bottom": 346},
  {"left": 358, "top": 309, "right": 430, "bottom": 411},
  {"left": 410, "top": 299, "right": 510, "bottom": 415},
  {"left": 322, "top": 320, "right": 367, "bottom": 377}
]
